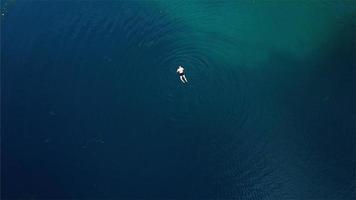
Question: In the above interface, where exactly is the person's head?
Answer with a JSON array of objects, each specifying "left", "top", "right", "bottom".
[{"left": 178, "top": 65, "right": 183, "bottom": 68}]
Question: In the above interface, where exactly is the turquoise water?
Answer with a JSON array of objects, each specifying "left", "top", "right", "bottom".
[{"left": 2, "top": 1, "right": 356, "bottom": 199}]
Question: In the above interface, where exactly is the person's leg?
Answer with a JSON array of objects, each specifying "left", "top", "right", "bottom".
[
  {"left": 180, "top": 76, "right": 185, "bottom": 83},
  {"left": 183, "top": 75, "right": 188, "bottom": 82}
]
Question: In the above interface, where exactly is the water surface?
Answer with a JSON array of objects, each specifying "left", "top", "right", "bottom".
[{"left": 1, "top": 1, "right": 356, "bottom": 199}]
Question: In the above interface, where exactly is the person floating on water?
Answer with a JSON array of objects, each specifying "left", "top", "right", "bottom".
[{"left": 177, "top": 65, "right": 188, "bottom": 83}]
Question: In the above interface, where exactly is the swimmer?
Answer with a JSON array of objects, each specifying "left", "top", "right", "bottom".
[{"left": 177, "top": 65, "right": 188, "bottom": 83}]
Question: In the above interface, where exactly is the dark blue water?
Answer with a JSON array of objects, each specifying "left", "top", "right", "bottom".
[{"left": 1, "top": 1, "right": 356, "bottom": 199}]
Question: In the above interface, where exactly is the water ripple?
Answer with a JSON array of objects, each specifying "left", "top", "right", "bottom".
[{"left": 42, "top": 1, "right": 268, "bottom": 198}]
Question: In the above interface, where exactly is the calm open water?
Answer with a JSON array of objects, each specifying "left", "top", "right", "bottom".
[{"left": 1, "top": 0, "right": 356, "bottom": 199}]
